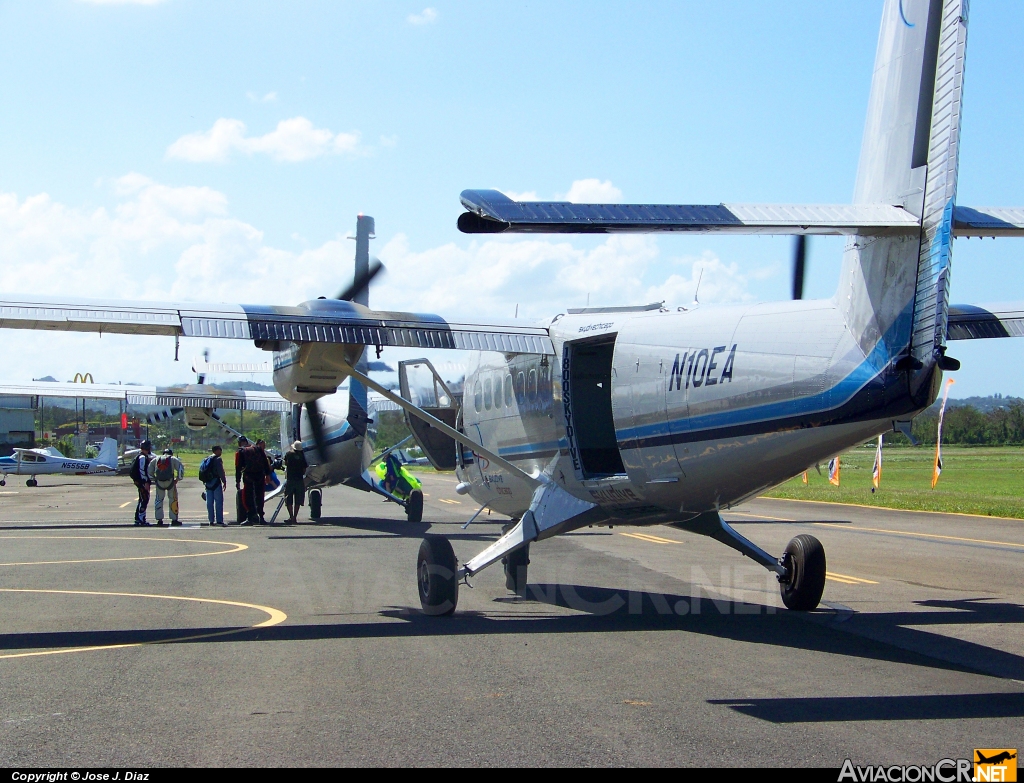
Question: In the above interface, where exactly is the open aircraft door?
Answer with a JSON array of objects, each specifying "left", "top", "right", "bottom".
[
  {"left": 397, "top": 359, "right": 462, "bottom": 471},
  {"left": 562, "top": 335, "right": 627, "bottom": 480}
]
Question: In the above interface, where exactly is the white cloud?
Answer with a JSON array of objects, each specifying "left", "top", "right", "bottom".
[
  {"left": 562, "top": 178, "right": 623, "bottom": 204},
  {"left": 246, "top": 91, "right": 278, "bottom": 103},
  {"left": 379, "top": 134, "right": 399, "bottom": 148},
  {"left": 503, "top": 190, "right": 539, "bottom": 202},
  {"left": 166, "top": 117, "right": 362, "bottom": 163},
  {"left": 407, "top": 7, "right": 438, "bottom": 25},
  {"left": 0, "top": 176, "right": 767, "bottom": 384}
]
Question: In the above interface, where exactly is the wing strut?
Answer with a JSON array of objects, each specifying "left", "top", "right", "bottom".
[{"left": 335, "top": 360, "right": 541, "bottom": 487}]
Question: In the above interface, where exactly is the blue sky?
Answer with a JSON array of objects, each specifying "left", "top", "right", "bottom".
[{"left": 1, "top": 0, "right": 1022, "bottom": 396}]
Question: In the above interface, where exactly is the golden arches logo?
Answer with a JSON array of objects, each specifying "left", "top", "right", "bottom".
[{"left": 72, "top": 373, "right": 94, "bottom": 383}]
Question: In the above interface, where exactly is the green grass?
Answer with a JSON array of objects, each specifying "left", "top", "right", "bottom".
[{"left": 764, "top": 445, "right": 1024, "bottom": 519}]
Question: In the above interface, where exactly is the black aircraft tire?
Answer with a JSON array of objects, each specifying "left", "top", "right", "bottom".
[
  {"left": 502, "top": 544, "right": 530, "bottom": 596},
  {"left": 406, "top": 490, "right": 423, "bottom": 523},
  {"left": 0, "top": 479, "right": 5, "bottom": 486},
  {"left": 309, "top": 489, "right": 322, "bottom": 521},
  {"left": 417, "top": 535, "right": 459, "bottom": 616},
  {"left": 235, "top": 489, "right": 244, "bottom": 524},
  {"left": 779, "top": 534, "right": 826, "bottom": 611},
  {"left": 26, "top": 479, "right": 37, "bottom": 488}
]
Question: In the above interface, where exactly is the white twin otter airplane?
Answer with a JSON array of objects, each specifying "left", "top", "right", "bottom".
[{"left": 3, "top": 0, "right": 1022, "bottom": 614}]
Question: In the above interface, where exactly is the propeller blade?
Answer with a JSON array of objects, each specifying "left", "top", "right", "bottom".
[
  {"left": 792, "top": 235, "right": 807, "bottom": 300},
  {"left": 336, "top": 258, "right": 384, "bottom": 302},
  {"left": 305, "top": 399, "right": 328, "bottom": 463}
]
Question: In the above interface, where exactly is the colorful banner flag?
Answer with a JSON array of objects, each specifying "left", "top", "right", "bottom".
[
  {"left": 932, "top": 377, "right": 955, "bottom": 488},
  {"left": 802, "top": 471, "right": 808, "bottom": 484},
  {"left": 828, "top": 456, "right": 840, "bottom": 486},
  {"left": 871, "top": 435, "right": 882, "bottom": 491}
]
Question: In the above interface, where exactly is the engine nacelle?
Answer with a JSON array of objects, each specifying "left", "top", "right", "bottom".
[{"left": 184, "top": 407, "right": 213, "bottom": 431}]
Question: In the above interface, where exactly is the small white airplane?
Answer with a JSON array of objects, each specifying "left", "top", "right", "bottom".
[
  {"left": 2, "top": 0, "right": 1022, "bottom": 614},
  {"left": 0, "top": 437, "right": 118, "bottom": 486}
]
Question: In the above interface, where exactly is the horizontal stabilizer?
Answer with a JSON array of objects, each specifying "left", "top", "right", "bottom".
[
  {"left": 458, "top": 190, "right": 920, "bottom": 235},
  {"left": 952, "top": 207, "right": 1024, "bottom": 237},
  {"left": 947, "top": 303, "right": 1024, "bottom": 340}
]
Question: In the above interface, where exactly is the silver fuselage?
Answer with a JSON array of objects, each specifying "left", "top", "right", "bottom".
[{"left": 451, "top": 296, "right": 934, "bottom": 525}]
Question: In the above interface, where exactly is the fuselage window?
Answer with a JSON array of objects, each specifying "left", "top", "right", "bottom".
[
  {"left": 504, "top": 374, "right": 513, "bottom": 408},
  {"left": 516, "top": 372, "right": 526, "bottom": 404},
  {"left": 473, "top": 381, "right": 483, "bottom": 413},
  {"left": 484, "top": 377, "right": 493, "bottom": 410},
  {"left": 528, "top": 368, "right": 538, "bottom": 402},
  {"left": 493, "top": 374, "right": 502, "bottom": 409}
]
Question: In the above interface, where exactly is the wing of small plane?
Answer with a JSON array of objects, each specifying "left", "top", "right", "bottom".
[
  {"left": 0, "top": 296, "right": 554, "bottom": 354},
  {"left": 457, "top": 189, "right": 1024, "bottom": 238},
  {"left": 0, "top": 380, "right": 290, "bottom": 411}
]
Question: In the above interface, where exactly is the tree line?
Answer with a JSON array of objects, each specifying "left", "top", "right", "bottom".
[{"left": 905, "top": 400, "right": 1024, "bottom": 445}]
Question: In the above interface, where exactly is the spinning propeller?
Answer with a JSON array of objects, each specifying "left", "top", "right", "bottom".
[
  {"left": 302, "top": 257, "right": 385, "bottom": 462},
  {"left": 791, "top": 235, "right": 807, "bottom": 300}
]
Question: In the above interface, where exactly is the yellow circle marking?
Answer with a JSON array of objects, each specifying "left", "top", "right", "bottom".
[
  {"left": 0, "top": 588, "right": 287, "bottom": 660},
  {"left": 0, "top": 535, "right": 247, "bottom": 567}
]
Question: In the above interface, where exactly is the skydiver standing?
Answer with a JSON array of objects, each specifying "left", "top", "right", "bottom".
[
  {"left": 283, "top": 440, "right": 308, "bottom": 525},
  {"left": 149, "top": 447, "right": 185, "bottom": 526},
  {"left": 236, "top": 436, "right": 269, "bottom": 525},
  {"left": 234, "top": 435, "right": 250, "bottom": 523},
  {"left": 129, "top": 439, "right": 154, "bottom": 526}
]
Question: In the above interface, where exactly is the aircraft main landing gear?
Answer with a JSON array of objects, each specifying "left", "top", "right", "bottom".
[
  {"left": 417, "top": 535, "right": 458, "bottom": 615},
  {"left": 406, "top": 490, "right": 423, "bottom": 523},
  {"left": 309, "top": 488, "right": 322, "bottom": 521},
  {"left": 26, "top": 478, "right": 37, "bottom": 487},
  {"left": 502, "top": 543, "right": 530, "bottom": 595}
]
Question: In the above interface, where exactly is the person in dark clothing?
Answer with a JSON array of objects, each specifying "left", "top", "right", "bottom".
[
  {"left": 130, "top": 439, "right": 154, "bottom": 526},
  {"left": 234, "top": 436, "right": 251, "bottom": 524},
  {"left": 254, "top": 439, "right": 273, "bottom": 523},
  {"left": 282, "top": 440, "right": 308, "bottom": 524},
  {"left": 235, "top": 437, "right": 269, "bottom": 525},
  {"left": 202, "top": 445, "right": 228, "bottom": 525}
]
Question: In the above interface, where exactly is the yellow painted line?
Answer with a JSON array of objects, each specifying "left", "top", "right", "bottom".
[
  {"left": 438, "top": 498, "right": 461, "bottom": 505},
  {"left": 728, "top": 510, "right": 794, "bottom": 523},
  {"left": 813, "top": 523, "right": 1024, "bottom": 550},
  {"left": 0, "top": 588, "right": 286, "bottom": 661},
  {"left": 619, "top": 531, "right": 680, "bottom": 545},
  {"left": 826, "top": 574, "right": 859, "bottom": 585},
  {"left": 826, "top": 571, "right": 879, "bottom": 585},
  {"left": 0, "top": 536, "right": 247, "bottom": 567},
  {"left": 119, "top": 501, "right": 133, "bottom": 508},
  {"left": 759, "top": 495, "right": 1024, "bottom": 522}
]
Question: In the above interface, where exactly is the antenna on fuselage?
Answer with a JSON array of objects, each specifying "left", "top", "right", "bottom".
[{"left": 692, "top": 267, "right": 704, "bottom": 307}]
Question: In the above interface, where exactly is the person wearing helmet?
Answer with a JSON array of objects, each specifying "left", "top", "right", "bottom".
[{"left": 129, "top": 439, "right": 154, "bottom": 526}]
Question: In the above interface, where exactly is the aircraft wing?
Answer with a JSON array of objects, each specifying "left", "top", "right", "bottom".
[
  {"left": 0, "top": 295, "right": 554, "bottom": 355},
  {"left": 0, "top": 381, "right": 290, "bottom": 411},
  {"left": 0, "top": 382, "right": 145, "bottom": 400},
  {"left": 946, "top": 303, "right": 1024, "bottom": 340},
  {"left": 458, "top": 190, "right": 1024, "bottom": 238}
]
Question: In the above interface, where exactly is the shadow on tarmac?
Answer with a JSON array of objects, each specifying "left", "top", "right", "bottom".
[
  {"left": 3, "top": 588, "right": 1023, "bottom": 690},
  {"left": 708, "top": 692, "right": 1024, "bottom": 722}
]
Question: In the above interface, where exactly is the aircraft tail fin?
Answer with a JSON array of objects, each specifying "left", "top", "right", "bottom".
[
  {"left": 97, "top": 437, "right": 118, "bottom": 469},
  {"left": 838, "top": 0, "right": 968, "bottom": 402}
]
